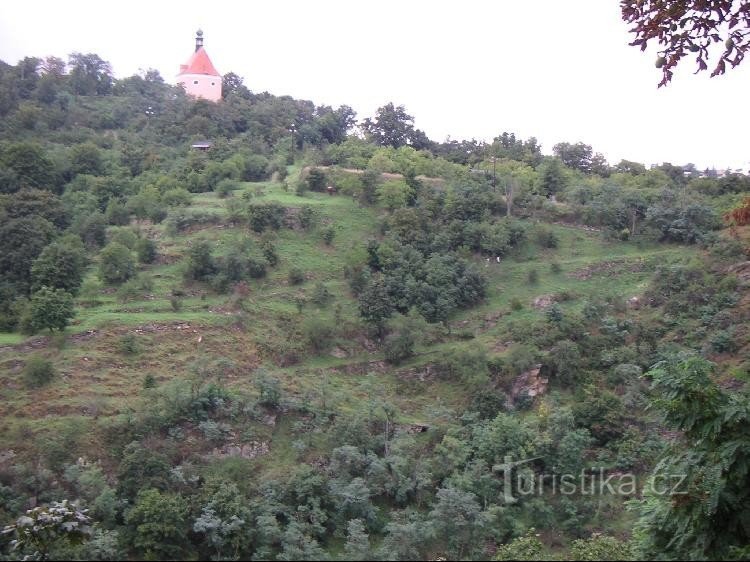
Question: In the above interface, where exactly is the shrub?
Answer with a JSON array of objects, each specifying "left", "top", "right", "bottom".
[
  {"left": 550, "top": 262, "right": 562, "bottom": 274},
  {"left": 311, "top": 282, "right": 331, "bottom": 307},
  {"left": 22, "top": 287, "right": 75, "bottom": 333},
  {"left": 288, "top": 267, "right": 305, "bottom": 285},
  {"left": 303, "top": 317, "right": 335, "bottom": 353},
  {"left": 105, "top": 199, "right": 130, "bottom": 225},
  {"left": 306, "top": 168, "right": 327, "bottom": 192},
  {"left": 99, "top": 242, "right": 135, "bottom": 284},
  {"left": 527, "top": 268, "right": 539, "bottom": 284},
  {"left": 536, "top": 227, "right": 559, "bottom": 248},
  {"left": 161, "top": 188, "right": 192, "bottom": 207},
  {"left": 383, "top": 328, "right": 415, "bottom": 365},
  {"left": 169, "top": 295, "right": 183, "bottom": 312},
  {"left": 119, "top": 334, "right": 139, "bottom": 355},
  {"left": 22, "top": 355, "right": 55, "bottom": 387},
  {"left": 108, "top": 227, "right": 139, "bottom": 249},
  {"left": 299, "top": 205, "right": 316, "bottom": 230},
  {"left": 215, "top": 178, "right": 239, "bottom": 198},
  {"left": 243, "top": 154, "right": 270, "bottom": 181},
  {"left": 185, "top": 240, "right": 216, "bottom": 281},
  {"left": 116, "top": 274, "right": 154, "bottom": 302},
  {"left": 709, "top": 328, "right": 737, "bottom": 353},
  {"left": 247, "top": 202, "right": 285, "bottom": 233},
  {"left": 135, "top": 238, "right": 157, "bottom": 264},
  {"left": 142, "top": 373, "right": 157, "bottom": 389},
  {"left": 322, "top": 225, "right": 336, "bottom": 245},
  {"left": 510, "top": 297, "right": 524, "bottom": 311}
]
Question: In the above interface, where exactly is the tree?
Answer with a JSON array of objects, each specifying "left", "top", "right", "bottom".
[
  {"left": 193, "top": 478, "right": 252, "bottom": 560},
  {"left": 622, "top": 0, "right": 750, "bottom": 86},
  {"left": 98, "top": 242, "right": 135, "bottom": 284},
  {"left": 221, "top": 71, "right": 251, "bottom": 99},
  {"left": 494, "top": 529, "right": 545, "bottom": 561},
  {"left": 31, "top": 235, "right": 87, "bottom": 295},
  {"left": 428, "top": 487, "right": 488, "bottom": 559},
  {"left": 536, "top": 157, "right": 566, "bottom": 198},
  {"left": 68, "top": 53, "right": 113, "bottom": 96},
  {"left": 23, "top": 286, "right": 74, "bottom": 333},
  {"left": 2, "top": 500, "right": 92, "bottom": 561},
  {"left": 1, "top": 142, "right": 57, "bottom": 190},
  {"left": 553, "top": 142, "right": 593, "bottom": 173},
  {"left": 569, "top": 534, "right": 633, "bottom": 561},
  {"left": 631, "top": 355, "right": 750, "bottom": 560},
  {"left": 0, "top": 216, "right": 56, "bottom": 292},
  {"left": 358, "top": 277, "right": 393, "bottom": 336},
  {"left": 343, "top": 519, "right": 372, "bottom": 561},
  {"left": 361, "top": 103, "right": 429, "bottom": 148},
  {"left": 135, "top": 237, "right": 157, "bottom": 264},
  {"left": 124, "top": 488, "right": 190, "bottom": 560},
  {"left": 70, "top": 143, "right": 104, "bottom": 176},
  {"left": 116, "top": 442, "right": 172, "bottom": 500}
]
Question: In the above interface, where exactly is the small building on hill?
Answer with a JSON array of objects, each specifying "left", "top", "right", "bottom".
[{"left": 177, "top": 30, "right": 222, "bottom": 102}]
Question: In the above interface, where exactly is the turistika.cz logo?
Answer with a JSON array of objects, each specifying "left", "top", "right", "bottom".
[{"left": 492, "top": 455, "right": 687, "bottom": 504}]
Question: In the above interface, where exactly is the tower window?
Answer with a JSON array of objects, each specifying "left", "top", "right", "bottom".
[
  {"left": 193, "top": 80, "right": 199, "bottom": 84},
  {"left": 211, "top": 82, "right": 215, "bottom": 86}
]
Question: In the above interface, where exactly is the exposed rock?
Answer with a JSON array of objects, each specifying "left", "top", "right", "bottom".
[
  {"left": 399, "top": 363, "right": 438, "bottom": 382},
  {"left": 0, "top": 450, "right": 16, "bottom": 464},
  {"left": 627, "top": 296, "right": 641, "bottom": 309},
  {"left": 510, "top": 364, "right": 548, "bottom": 403},
  {"left": 532, "top": 294, "right": 556, "bottom": 309},
  {"left": 330, "top": 347, "right": 348, "bottom": 359},
  {"left": 210, "top": 441, "right": 269, "bottom": 460},
  {"left": 726, "top": 261, "right": 750, "bottom": 287}
]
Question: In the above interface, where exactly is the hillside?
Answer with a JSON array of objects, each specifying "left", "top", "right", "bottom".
[{"left": 0, "top": 55, "right": 749, "bottom": 561}]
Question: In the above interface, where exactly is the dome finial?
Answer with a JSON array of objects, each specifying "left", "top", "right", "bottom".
[{"left": 195, "top": 29, "right": 204, "bottom": 52}]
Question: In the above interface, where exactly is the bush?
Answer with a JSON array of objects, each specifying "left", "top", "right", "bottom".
[
  {"left": 119, "top": 334, "right": 139, "bottom": 355},
  {"left": 288, "top": 267, "right": 305, "bottom": 285},
  {"left": 23, "top": 355, "right": 55, "bottom": 387},
  {"left": 243, "top": 154, "right": 270, "bottom": 181},
  {"left": 509, "top": 297, "right": 524, "bottom": 311},
  {"left": 185, "top": 240, "right": 216, "bottom": 281},
  {"left": 299, "top": 205, "right": 316, "bottom": 230},
  {"left": 311, "top": 282, "right": 331, "bottom": 307},
  {"left": 247, "top": 202, "right": 285, "bottom": 233},
  {"left": 709, "top": 328, "right": 737, "bottom": 353},
  {"left": 99, "top": 242, "right": 135, "bottom": 284},
  {"left": 305, "top": 168, "right": 327, "bottom": 192},
  {"left": 22, "top": 287, "right": 75, "bottom": 333},
  {"left": 116, "top": 274, "right": 154, "bottom": 302},
  {"left": 527, "top": 268, "right": 539, "bottom": 284},
  {"left": 215, "top": 178, "right": 240, "bottom": 198},
  {"left": 322, "top": 225, "right": 336, "bottom": 245},
  {"left": 303, "top": 317, "right": 336, "bottom": 353},
  {"left": 536, "top": 228, "right": 559, "bottom": 248},
  {"left": 135, "top": 237, "right": 157, "bottom": 264},
  {"left": 383, "top": 328, "right": 415, "bottom": 365},
  {"left": 108, "top": 227, "right": 139, "bottom": 249},
  {"left": 105, "top": 199, "right": 130, "bottom": 225},
  {"left": 550, "top": 262, "right": 562, "bottom": 274},
  {"left": 161, "top": 188, "right": 192, "bottom": 207},
  {"left": 143, "top": 373, "right": 157, "bottom": 389},
  {"left": 169, "top": 295, "right": 183, "bottom": 312}
]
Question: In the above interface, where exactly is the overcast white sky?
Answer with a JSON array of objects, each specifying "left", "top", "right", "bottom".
[{"left": 1, "top": 0, "right": 748, "bottom": 170}]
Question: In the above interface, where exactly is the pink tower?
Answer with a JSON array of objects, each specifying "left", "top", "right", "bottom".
[{"left": 177, "top": 30, "right": 222, "bottom": 102}]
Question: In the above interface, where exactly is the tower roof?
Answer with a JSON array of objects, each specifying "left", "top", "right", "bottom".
[{"left": 179, "top": 47, "right": 220, "bottom": 77}]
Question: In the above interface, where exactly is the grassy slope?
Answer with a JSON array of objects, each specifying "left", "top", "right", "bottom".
[{"left": 0, "top": 179, "right": 698, "bottom": 539}]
